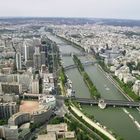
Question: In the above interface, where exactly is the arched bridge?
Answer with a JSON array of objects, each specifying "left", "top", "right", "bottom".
[
  {"left": 64, "top": 61, "right": 97, "bottom": 71},
  {"left": 56, "top": 96, "right": 140, "bottom": 109}
]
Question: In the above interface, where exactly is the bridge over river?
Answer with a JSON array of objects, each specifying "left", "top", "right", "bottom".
[
  {"left": 56, "top": 96, "right": 140, "bottom": 109},
  {"left": 23, "top": 93, "right": 140, "bottom": 109},
  {"left": 61, "top": 52, "right": 87, "bottom": 57},
  {"left": 64, "top": 61, "right": 98, "bottom": 71}
]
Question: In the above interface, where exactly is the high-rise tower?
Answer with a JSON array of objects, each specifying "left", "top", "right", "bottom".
[
  {"left": 33, "top": 47, "right": 41, "bottom": 71},
  {"left": 16, "top": 52, "right": 22, "bottom": 70},
  {"left": 24, "top": 42, "right": 29, "bottom": 63}
]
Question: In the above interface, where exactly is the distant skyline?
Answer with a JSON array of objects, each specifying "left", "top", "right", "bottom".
[{"left": 0, "top": 0, "right": 140, "bottom": 20}]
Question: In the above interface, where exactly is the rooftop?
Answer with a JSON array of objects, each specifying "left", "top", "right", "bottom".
[
  {"left": 37, "top": 132, "right": 56, "bottom": 140},
  {"left": 47, "top": 123, "right": 68, "bottom": 133}
]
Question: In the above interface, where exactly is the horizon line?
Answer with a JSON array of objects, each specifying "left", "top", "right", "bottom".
[{"left": 0, "top": 16, "right": 140, "bottom": 21}]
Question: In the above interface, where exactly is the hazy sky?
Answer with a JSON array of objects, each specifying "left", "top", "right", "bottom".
[{"left": 0, "top": 0, "right": 140, "bottom": 19}]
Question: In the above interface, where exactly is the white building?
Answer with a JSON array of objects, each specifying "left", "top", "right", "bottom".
[
  {"left": 2, "top": 125, "right": 18, "bottom": 140},
  {"left": 17, "top": 73, "right": 32, "bottom": 92},
  {"left": 31, "top": 79, "right": 39, "bottom": 94},
  {"left": 115, "top": 65, "right": 130, "bottom": 80},
  {"left": 47, "top": 123, "right": 75, "bottom": 139},
  {"left": 39, "top": 95, "right": 56, "bottom": 109},
  {"left": 133, "top": 80, "right": 140, "bottom": 96},
  {"left": 123, "top": 74, "right": 136, "bottom": 84},
  {"left": 16, "top": 52, "right": 22, "bottom": 70},
  {"left": 67, "top": 89, "right": 75, "bottom": 97},
  {"left": 110, "top": 66, "right": 117, "bottom": 72},
  {"left": 43, "top": 73, "right": 55, "bottom": 94},
  {"left": 0, "top": 94, "right": 19, "bottom": 102},
  {"left": 37, "top": 132, "right": 56, "bottom": 140},
  {"left": 24, "top": 42, "right": 29, "bottom": 63}
]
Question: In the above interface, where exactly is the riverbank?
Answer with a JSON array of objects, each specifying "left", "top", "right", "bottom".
[
  {"left": 96, "top": 56, "right": 140, "bottom": 101},
  {"left": 59, "top": 66, "right": 67, "bottom": 93},
  {"left": 70, "top": 105, "right": 116, "bottom": 140},
  {"left": 97, "top": 64, "right": 140, "bottom": 112},
  {"left": 97, "top": 64, "right": 131, "bottom": 101},
  {"left": 112, "top": 76, "right": 140, "bottom": 101}
]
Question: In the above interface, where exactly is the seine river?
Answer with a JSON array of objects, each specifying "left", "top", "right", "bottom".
[{"left": 47, "top": 33, "right": 140, "bottom": 140}]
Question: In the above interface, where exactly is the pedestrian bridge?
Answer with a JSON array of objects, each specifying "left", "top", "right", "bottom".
[
  {"left": 56, "top": 96, "right": 140, "bottom": 109},
  {"left": 64, "top": 61, "right": 97, "bottom": 71}
]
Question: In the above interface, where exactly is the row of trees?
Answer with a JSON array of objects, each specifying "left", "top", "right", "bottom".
[
  {"left": 73, "top": 55, "right": 100, "bottom": 99},
  {"left": 49, "top": 117, "right": 65, "bottom": 124},
  {"left": 73, "top": 55, "right": 85, "bottom": 72},
  {"left": 67, "top": 106, "right": 112, "bottom": 140},
  {"left": 65, "top": 99, "right": 123, "bottom": 140},
  {"left": 113, "top": 76, "right": 140, "bottom": 101},
  {"left": 83, "top": 72, "right": 100, "bottom": 99},
  {"left": 59, "top": 67, "right": 67, "bottom": 87},
  {"left": 0, "top": 119, "right": 7, "bottom": 125}
]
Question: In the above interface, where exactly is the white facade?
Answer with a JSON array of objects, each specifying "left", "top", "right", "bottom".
[
  {"left": 110, "top": 66, "right": 117, "bottom": 72},
  {"left": 24, "top": 42, "right": 30, "bottom": 63},
  {"left": 123, "top": 74, "right": 136, "bottom": 84},
  {"left": 39, "top": 95, "right": 56, "bottom": 109},
  {"left": 16, "top": 52, "right": 22, "bottom": 70},
  {"left": 43, "top": 73, "right": 55, "bottom": 94},
  {"left": 133, "top": 80, "right": 140, "bottom": 96},
  {"left": 67, "top": 89, "right": 75, "bottom": 97},
  {"left": 31, "top": 79, "right": 39, "bottom": 94},
  {"left": 17, "top": 73, "right": 32, "bottom": 92},
  {"left": 115, "top": 65, "right": 130, "bottom": 81},
  {"left": 3, "top": 125, "right": 18, "bottom": 140}
]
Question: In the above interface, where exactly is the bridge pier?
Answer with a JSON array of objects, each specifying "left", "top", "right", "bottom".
[{"left": 98, "top": 99, "right": 106, "bottom": 109}]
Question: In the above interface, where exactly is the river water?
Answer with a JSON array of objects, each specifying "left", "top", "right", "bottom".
[{"left": 47, "top": 33, "right": 140, "bottom": 140}]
